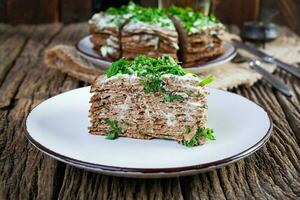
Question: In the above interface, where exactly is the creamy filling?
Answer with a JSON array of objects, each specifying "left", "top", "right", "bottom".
[{"left": 100, "top": 46, "right": 117, "bottom": 57}]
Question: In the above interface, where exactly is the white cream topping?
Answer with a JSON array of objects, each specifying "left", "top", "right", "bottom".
[
  {"left": 187, "top": 101, "right": 203, "bottom": 107},
  {"left": 174, "top": 92, "right": 189, "bottom": 98},
  {"left": 124, "top": 20, "right": 176, "bottom": 32},
  {"left": 97, "top": 74, "right": 140, "bottom": 84},
  {"left": 100, "top": 46, "right": 117, "bottom": 57},
  {"left": 148, "top": 37, "right": 159, "bottom": 49},
  {"left": 162, "top": 74, "right": 201, "bottom": 82},
  {"left": 165, "top": 113, "right": 176, "bottom": 127},
  {"left": 89, "top": 12, "right": 129, "bottom": 31},
  {"left": 106, "top": 36, "right": 119, "bottom": 48}
]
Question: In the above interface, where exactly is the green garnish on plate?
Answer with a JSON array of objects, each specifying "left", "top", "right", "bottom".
[
  {"left": 182, "top": 127, "right": 215, "bottom": 147},
  {"left": 104, "top": 118, "right": 122, "bottom": 140},
  {"left": 199, "top": 75, "right": 214, "bottom": 86}
]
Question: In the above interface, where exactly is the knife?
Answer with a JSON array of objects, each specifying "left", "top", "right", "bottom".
[
  {"left": 232, "top": 39, "right": 300, "bottom": 79},
  {"left": 231, "top": 52, "right": 293, "bottom": 97},
  {"left": 249, "top": 60, "right": 292, "bottom": 97}
]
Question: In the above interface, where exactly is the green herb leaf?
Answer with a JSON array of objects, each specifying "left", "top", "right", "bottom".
[
  {"left": 164, "top": 91, "right": 184, "bottom": 102},
  {"left": 104, "top": 118, "right": 122, "bottom": 140},
  {"left": 182, "top": 127, "right": 215, "bottom": 147},
  {"left": 184, "top": 126, "right": 191, "bottom": 134},
  {"left": 199, "top": 75, "right": 214, "bottom": 86},
  {"left": 142, "top": 77, "right": 163, "bottom": 93},
  {"left": 106, "top": 58, "right": 130, "bottom": 78}
]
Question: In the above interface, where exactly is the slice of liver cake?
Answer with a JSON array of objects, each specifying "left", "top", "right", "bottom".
[{"left": 89, "top": 56, "right": 215, "bottom": 147}]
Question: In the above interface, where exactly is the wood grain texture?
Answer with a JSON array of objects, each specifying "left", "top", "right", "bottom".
[
  {"left": 60, "top": 0, "right": 92, "bottom": 23},
  {"left": 0, "top": 23, "right": 299, "bottom": 200},
  {"left": 213, "top": 0, "right": 260, "bottom": 26},
  {"left": 276, "top": 0, "right": 300, "bottom": 35},
  {"left": 6, "top": 0, "right": 58, "bottom": 24}
]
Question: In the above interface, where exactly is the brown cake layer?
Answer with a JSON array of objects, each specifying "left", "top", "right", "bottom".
[
  {"left": 121, "top": 21, "right": 179, "bottom": 60},
  {"left": 89, "top": 74, "right": 208, "bottom": 144},
  {"left": 183, "top": 42, "right": 224, "bottom": 63},
  {"left": 90, "top": 34, "right": 119, "bottom": 48},
  {"left": 121, "top": 35, "right": 178, "bottom": 53}
]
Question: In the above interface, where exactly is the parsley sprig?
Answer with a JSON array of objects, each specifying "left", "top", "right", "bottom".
[
  {"left": 106, "top": 2, "right": 173, "bottom": 28},
  {"left": 106, "top": 56, "right": 186, "bottom": 79},
  {"left": 164, "top": 91, "right": 184, "bottom": 102},
  {"left": 131, "top": 6, "right": 173, "bottom": 28},
  {"left": 199, "top": 75, "right": 214, "bottom": 86},
  {"left": 182, "top": 127, "right": 215, "bottom": 147},
  {"left": 104, "top": 118, "right": 122, "bottom": 139}
]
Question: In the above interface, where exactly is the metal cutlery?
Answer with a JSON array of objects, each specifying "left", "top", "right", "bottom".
[
  {"left": 232, "top": 53, "right": 293, "bottom": 97},
  {"left": 232, "top": 39, "right": 300, "bottom": 79}
]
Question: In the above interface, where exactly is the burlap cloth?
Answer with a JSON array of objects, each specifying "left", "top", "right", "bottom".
[{"left": 44, "top": 31, "right": 300, "bottom": 90}]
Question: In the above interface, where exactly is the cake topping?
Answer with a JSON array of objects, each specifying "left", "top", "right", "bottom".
[{"left": 168, "top": 6, "right": 224, "bottom": 35}]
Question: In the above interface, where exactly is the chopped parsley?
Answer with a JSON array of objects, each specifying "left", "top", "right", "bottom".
[
  {"left": 184, "top": 126, "right": 191, "bottom": 134},
  {"left": 104, "top": 118, "right": 122, "bottom": 139},
  {"left": 105, "top": 2, "right": 173, "bottom": 29},
  {"left": 102, "top": 2, "right": 137, "bottom": 30},
  {"left": 182, "top": 127, "right": 215, "bottom": 147},
  {"left": 106, "top": 56, "right": 186, "bottom": 79},
  {"left": 199, "top": 75, "right": 214, "bottom": 86},
  {"left": 130, "top": 6, "right": 173, "bottom": 28},
  {"left": 106, "top": 2, "right": 136, "bottom": 15},
  {"left": 168, "top": 6, "right": 222, "bottom": 35},
  {"left": 164, "top": 91, "right": 184, "bottom": 102}
]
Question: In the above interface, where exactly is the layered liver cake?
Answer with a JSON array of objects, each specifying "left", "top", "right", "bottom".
[{"left": 89, "top": 56, "right": 215, "bottom": 147}]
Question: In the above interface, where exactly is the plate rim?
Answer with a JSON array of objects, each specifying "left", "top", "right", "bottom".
[
  {"left": 24, "top": 87, "right": 273, "bottom": 176},
  {"left": 75, "top": 35, "right": 237, "bottom": 71}
]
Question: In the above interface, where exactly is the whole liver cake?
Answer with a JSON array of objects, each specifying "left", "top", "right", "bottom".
[{"left": 88, "top": 3, "right": 225, "bottom": 66}]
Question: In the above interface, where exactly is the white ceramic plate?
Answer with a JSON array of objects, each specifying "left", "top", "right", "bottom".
[
  {"left": 75, "top": 35, "right": 236, "bottom": 72},
  {"left": 25, "top": 87, "right": 272, "bottom": 178}
]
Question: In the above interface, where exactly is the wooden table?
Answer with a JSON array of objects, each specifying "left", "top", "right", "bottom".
[{"left": 0, "top": 23, "right": 299, "bottom": 200}]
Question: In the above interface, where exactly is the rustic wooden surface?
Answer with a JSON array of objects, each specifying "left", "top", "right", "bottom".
[{"left": 0, "top": 23, "right": 299, "bottom": 200}]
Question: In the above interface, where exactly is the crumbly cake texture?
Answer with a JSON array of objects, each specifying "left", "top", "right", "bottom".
[
  {"left": 168, "top": 6, "right": 225, "bottom": 67},
  {"left": 89, "top": 56, "right": 215, "bottom": 147}
]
